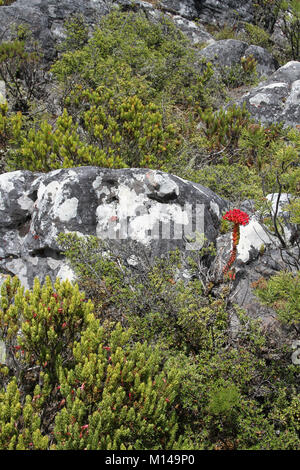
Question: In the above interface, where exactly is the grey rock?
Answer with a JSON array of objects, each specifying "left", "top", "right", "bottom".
[
  {"left": 0, "top": 167, "right": 228, "bottom": 289},
  {"left": 198, "top": 39, "right": 249, "bottom": 68},
  {"left": 243, "top": 44, "right": 278, "bottom": 77},
  {"left": 159, "top": 0, "right": 200, "bottom": 19},
  {"left": 0, "top": 0, "right": 111, "bottom": 61},
  {"left": 159, "top": 0, "right": 253, "bottom": 25},
  {"left": 171, "top": 15, "right": 214, "bottom": 45},
  {"left": 198, "top": 39, "right": 277, "bottom": 79},
  {"left": 237, "top": 61, "right": 300, "bottom": 127}
]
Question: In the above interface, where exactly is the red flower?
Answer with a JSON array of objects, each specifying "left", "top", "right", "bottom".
[{"left": 223, "top": 209, "right": 249, "bottom": 226}]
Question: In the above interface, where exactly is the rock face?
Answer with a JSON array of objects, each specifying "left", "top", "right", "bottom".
[
  {"left": 0, "top": 0, "right": 257, "bottom": 63},
  {"left": 159, "top": 0, "right": 253, "bottom": 24},
  {"left": 0, "top": 167, "right": 228, "bottom": 289},
  {"left": 0, "top": 0, "right": 214, "bottom": 62},
  {"left": 237, "top": 61, "right": 300, "bottom": 127},
  {"left": 0, "top": 0, "right": 111, "bottom": 61}
]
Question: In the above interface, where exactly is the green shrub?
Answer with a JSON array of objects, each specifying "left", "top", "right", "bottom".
[
  {"left": 243, "top": 23, "right": 272, "bottom": 49},
  {"left": 0, "top": 0, "right": 17, "bottom": 5},
  {"left": 281, "top": 0, "right": 300, "bottom": 60},
  {"left": 199, "top": 103, "right": 251, "bottom": 152},
  {"left": 51, "top": 9, "right": 214, "bottom": 110},
  {"left": 0, "top": 274, "right": 193, "bottom": 450},
  {"left": 254, "top": 271, "right": 300, "bottom": 326},
  {"left": 0, "top": 102, "right": 23, "bottom": 156},
  {"left": 7, "top": 87, "right": 181, "bottom": 171},
  {"left": 57, "top": 232, "right": 229, "bottom": 353},
  {"left": 220, "top": 57, "right": 258, "bottom": 89},
  {"left": 0, "top": 30, "right": 44, "bottom": 113},
  {"left": 52, "top": 322, "right": 189, "bottom": 450}
]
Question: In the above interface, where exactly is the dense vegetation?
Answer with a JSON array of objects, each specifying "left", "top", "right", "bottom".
[{"left": 0, "top": 1, "right": 299, "bottom": 450}]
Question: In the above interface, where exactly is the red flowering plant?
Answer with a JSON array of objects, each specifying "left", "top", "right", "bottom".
[{"left": 222, "top": 209, "right": 250, "bottom": 278}]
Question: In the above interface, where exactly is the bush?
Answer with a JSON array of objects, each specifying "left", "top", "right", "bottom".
[
  {"left": 51, "top": 9, "right": 214, "bottom": 110},
  {"left": 0, "top": 28, "right": 44, "bottom": 113},
  {"left": 281, "top": 0, "right": 300, "bottom": 60},
  {"left": 52, "top": 322, "right": 189, "bottom": 450},
  {"left": 0, "top": 275, "right": 192, "bottom": 450},
  {"left": 254, "top": 271, "right": 300, "bottom": 327},
  {"left": 6, "top": 80, "right": 182, "bottom": 171},
  {"left": 57, "top": 232, "right": 229, "bottom": 353}
]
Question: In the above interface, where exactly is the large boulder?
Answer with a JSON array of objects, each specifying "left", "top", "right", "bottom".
[
  {"left": 198, "top": 39, "right": 278, "bottom": 78},
  {"left": 237, "top": 61, "right": 300, "bottom": 127},
  {"left": 0, "top": 167, "right": 228, "bottom": 289}
]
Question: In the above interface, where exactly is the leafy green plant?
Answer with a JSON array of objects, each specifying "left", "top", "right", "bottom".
[
  {"left": 281, "top": 0, "right": 300, "bottom": 60},
  {"left": 0, "top": 30, "right": 44, "bottom": 113},
  {"left": 254, "top": 271, "right": 300, "bottom": 327},
  {"left": 199, "top": 103, "right": 251, "bottom": 153},
  {"left": 7, "top": 86, "right": 181, "bottom": 172},
  {"left": 0, "top": 274, "right": 193, "bottom": 450},
  {"left": 52, "top": 322, "right": 189, "bottom": 450},
  {"left": 51, "top": 9, "right": 214, "bottom": 110},
  {"left": 243, "top": 23, "right": 272, "bottom": 49}
]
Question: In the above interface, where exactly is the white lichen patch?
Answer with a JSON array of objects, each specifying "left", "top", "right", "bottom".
[
  {"left": 117, "top": 185, "right": 148, "bottom": 218},
  {"left": 249, "top": 93, "right": 271, "bottom": 106},
  {"left": 55, "top": 197, "right": 78, "bottom": 222},
  {"left": 237, "top": 219, "right": 273, "bottom": 263},
  {"left": 56, "top": 263, "right": 76, "bottom": 282},
  {"left": 0, "top": 171, "right": 24, "bottom": 193},
  {"left": 280, "top": 60, "right": 300, "bottom": 70},
  {"left": 6, "top": 259, "right": 29, "bottom": 289},
  {"left": 17, "top": 194, "right": 35, "bottom": 211},
  {"left": 47, "top": 258, "right": 62, "bottom": 270},
  {"left": 37, "top": 180, "right": 61, "bottom": 206},
  {"left": 266, "top": 193, "right": 292, "bottom": 215},
  {"left": 261, "top": 82, "right": 288, "bottom": 90},
  {"left": 285, "top": 80, "right": 300, "bottom": 105},
  {"left": 210, "top": 201, "right": 220, "bottom": 217},
  {"left": 27, "top": 255, "right": 39, "bottom": 266}
]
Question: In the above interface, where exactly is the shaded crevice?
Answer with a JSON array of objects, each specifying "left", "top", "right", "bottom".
[
  {"left": 17, "top": 215, "right": 32, "bottom": 237},
  {"left": 27, "top": 189, "right": 38, "bottom": 202},
  {"left": 28, "top": 247, "right": 64, "bottom": 260},
  {"left": 148, "top": 192, "right": 178, "bottom": 203}
]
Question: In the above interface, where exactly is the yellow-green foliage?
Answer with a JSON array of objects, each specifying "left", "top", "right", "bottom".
[
  {"left": 0, "top": 102, "right": 23, "bottom": 153},
  {"left": 254, "top": 271, "right": 300, "bottom": 326},
  {"left": 0, "top": 379, "right": 49, "bottom": 450},
  {"left": 199, "top": 103, "right": 251, "bottom": 151},
  {"left": 0, "top": 275, "right": 190, "bottom": 450},
  {"left": 0, "top": 266, "right": 299, "bottom": 449},
  {"left": 52, "top": 322, "right": 187, "bottom": 450},
  {"left": 243, "top": 23, "right": 272, "bottom": 49},
  {"left": 0, "top": 275, "right": 94, "bottom": 372},
  {"left": 0, "top": 0, "right": 17, "bottom": 5},
  {"left": 7, "top": 88, "right": 180, "bottom": 171}
]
